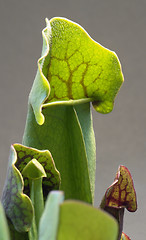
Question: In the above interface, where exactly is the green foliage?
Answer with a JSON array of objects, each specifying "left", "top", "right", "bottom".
[
  {"left": 1, "top": 144, "right": 60, "bottom": 234},
  {"left": 0, "top": 202, "right": 10, "bottom": 240},
  {"left": 38, "top": 191, "right": 118, "bottom": 240},
  {"left": 57, "top": 200, "right": 118, "bottom": 240},
  {"left": 23, "top": 17, "right": 124, "bottom": 204},
  {"left": 2, "top": 145, "right": 33, "bottom": 232},
  {"left": 1, "top": 17, "right": 136, "bottom": 240},
  {"left": 23, "top": 103, "right": 94, "bottom": 203},
  {"left": 39, "top": 191, "right": 64, "bottom": 240}
]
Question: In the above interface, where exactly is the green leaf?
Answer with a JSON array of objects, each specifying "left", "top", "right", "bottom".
[
  {"left": 23, "top": 17, "right": 124, "bottom": 203},
  {"left": 57, "top": 200, "right": 118, "bottom": 240},
  {"left": 2, "top": 144, "right": 60, "bottom": 232},
  {"left": 1, "top": 145, "right": 33, "bottom": 232},
  {"left": 74, "top": 103, "right": 96, "bottom": 196},
  {"left": 7, "top": 219, "right": 28, "bottom": 240},
  {"left": 23, "top": 103, "right": 93, "bottom": 203},
  {"left": 0, "top": 202, "right": 10, "bottom": 240},
  {"left": 39, "top": 191, "right": 64, "bottom": 240},
  {"left": 39, "top": 191, "right": 118, "bottom": 240}
]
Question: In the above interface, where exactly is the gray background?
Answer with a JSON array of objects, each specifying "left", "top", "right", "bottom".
[{"left": 0, "top": 0, "right": 145, "bottom": 239}]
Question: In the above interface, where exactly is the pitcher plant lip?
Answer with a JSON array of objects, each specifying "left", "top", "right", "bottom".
[
  {"left": 121, "top": 232, "right": 131, "bottom": 240},
  {"left": 104, "top": 165, "right": 137, "bottom": 212},
  {"left": 1, "top": 143, "right": 61, "bottom": 232},
  {"left": 29, "top": 17, "right": 124, "bottom": 125},
  {"left": 100, "top": 165, "right": 137, "bottom": 240},
  {"left": 12, "top": 143, "right": 61, "bottom": 196}
]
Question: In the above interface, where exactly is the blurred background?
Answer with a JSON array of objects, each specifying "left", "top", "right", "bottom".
[{"left": 0, "top": 0, "right": 145, "bottom": 238}]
